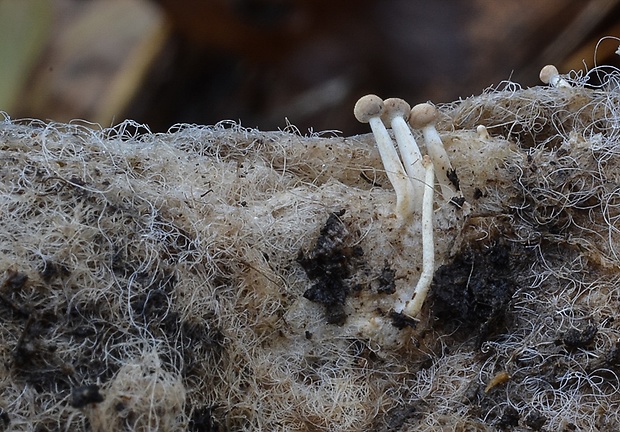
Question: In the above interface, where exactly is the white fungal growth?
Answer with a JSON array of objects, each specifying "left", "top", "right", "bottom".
[
  {"left": 354, "top": 94, "right": 416, "bottom": 218},
  {"left": 394, "top": 155, "right": 435, "bottom": 318},
  {"left": 539, "top": 64, "right": 572, "bottom": 88},
  {"left": 381, "top": 97, "right": 426, "bottom": 208}
]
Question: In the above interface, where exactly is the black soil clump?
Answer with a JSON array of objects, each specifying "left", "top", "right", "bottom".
[
  {"left": 431, "top": 220, "right": 532, "bottom": 345},
  {"left": 298, "top": 210, "right": 363, "bottom": 325},
  {"left": 562, "top": 324, "right": 598, "bottom": 348}
]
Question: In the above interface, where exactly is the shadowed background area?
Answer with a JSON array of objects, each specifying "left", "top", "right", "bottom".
[{"left": 1, "top": 0, "right": 620, "bottom": 134}]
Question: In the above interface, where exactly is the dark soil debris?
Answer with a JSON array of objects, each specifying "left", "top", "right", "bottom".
[
  {"left": 604, "top": 342, "right": 620, "bottom": 367},
  {"left": 189, "top": 405, "right": 222, "bottom": 432},
  {"left": 446, "top": 168, "right": 461, "bottom": 191},
  {"left": 389, "top": 311, "right": 417, "bottom": 329},
  {"left": 372, "top": 404, "right": 418, "bottom": 432},
  {"left": 462, "top": 381, "right": 483, "bottom": 404},
  {"left": 298, "top": 210, "right": 363, "bottom": 325},
  {"left": 70, "top": 384, "right": 104, "bottom": 408},
  {"left": 0, "top": 408, "right": 9, "bottom": 428},
  {"left": 40, "top": 260, "right": 70, "bottom": 283},
  {"left": 524, "top": 409, "right": 547, "bottom": 430},
  {"left": 2, "top": 270, "right": 28, "bottom": 291},
  {"left": 450, "top": 196, "right": 466, "bottom": 208},
  {"left": 497, "top": 405, "right": 519, "bottom": 428},
  {"left": 562, "top": 324, "right": 597, "bottom": 348},
  {"left": 377, "top": 262, "right": 396, "bottom": 294},
  {"left": 431, "top": 235, "right": 525, "bottom": 344}
]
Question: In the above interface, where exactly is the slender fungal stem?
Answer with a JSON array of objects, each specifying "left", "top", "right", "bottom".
[{"left": 402, "top": 155, "right": 435, "bottom": 318}]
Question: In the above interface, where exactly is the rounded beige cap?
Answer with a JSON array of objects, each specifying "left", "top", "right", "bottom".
[
  {"left": 381, "top": 98, "right": 411, "bottom": 125},
  {"left": 408, "top": 103, "right": 438, "bottom": 129},
  {"left": 539, "top": 65, "right": 559, "bottom": 85},
  {"left": 354, "top": 95, "right": 384, "bottom": 123}
]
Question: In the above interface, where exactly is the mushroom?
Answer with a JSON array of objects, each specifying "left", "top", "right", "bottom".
[
  {"left": 408, "top": 102, "right": 461, "bottom": 203},
  {"left": 476, "top": 125, "right": 491, "bottom": 140},
  {"left": 394, "top": 155, "right": 435, "bottom": 318},
  {"left": 539, "top": 64, "right": 571, "bottom": 88},
  {"left": 354, "top": 95, "right": 416, "bottom": 219},
  {"left": 381, "top": 98, "right": 426, "bottom": 208}
]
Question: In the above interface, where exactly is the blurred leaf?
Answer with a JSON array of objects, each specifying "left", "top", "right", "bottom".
[{"left": 0, "top": 0, "right": 51, "bottom": 113}]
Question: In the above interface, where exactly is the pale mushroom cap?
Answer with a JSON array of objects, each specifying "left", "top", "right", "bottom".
[
  {"left": 354, "top": 95, "right": 384, "bottom": 123},
  {"left": 408, "top": 103, "right": 438, "bottom": 129},
  {"left": 381, "top": 98, "right": 411, "bottom": 126},
  {"left": 539, "top": 65, "right": 560, "bottom": 84},
  {"left": 477, "top": 124, "right": 491, "bottom": 139}
]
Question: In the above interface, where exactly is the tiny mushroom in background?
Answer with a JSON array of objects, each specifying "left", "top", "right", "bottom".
[
  {"left": 408, "top": 102, "right": 463, "bottom": 204},
  {"left": 354, "top": 95, "right": 416, "bottom": 219},
  {"left": 476, "top": 124, "right": 491, "bottom": 140},
  {"left": 381, "top": 98, "right": 426, "bottom": 208},
  {"left": 539, "top": 64, "right": 571, "bottom": 88}
]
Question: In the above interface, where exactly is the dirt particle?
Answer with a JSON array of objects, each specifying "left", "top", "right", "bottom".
[
  {"left": 389, "top": 311, "right": 417, "bottom": 329},
  {"left": 372, "top": 404, "right": 418, "bottom": 432},
  {"left": 71, "top": 384, "right": 104, "bottom": 408},
  {"left": 377, "top": 262, "right": 396, "bottom": 294},
  {"left": 446, "top": 168, "right": 461, "bottom": 190},
  {"left": 562, "top": 324, "right": 597, "bottom": 348},
  {"left": 497, "top": 405, "right": 519, "bottom": 428},
  {"left": 524, "top": 409, "right": 547, "bottom": 430},
  {"left": 189, "top": 405, "right": 221, "bottom": 432},
  {"left": 0, "top": 407, "right": 9, "bottom": 428}
]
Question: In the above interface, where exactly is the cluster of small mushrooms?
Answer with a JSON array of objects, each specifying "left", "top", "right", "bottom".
[{"left": 353, "top": 64, "right": 570, "bottom": 320}]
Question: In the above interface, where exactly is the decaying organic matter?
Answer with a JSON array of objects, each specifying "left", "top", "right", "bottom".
[{"left": 2, "top": 67, "right": 620, "bottom": 430}]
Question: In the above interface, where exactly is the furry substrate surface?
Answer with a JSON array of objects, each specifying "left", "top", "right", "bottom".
[{"left": 2, "top": 76, "right": 620, "bottom": 431}]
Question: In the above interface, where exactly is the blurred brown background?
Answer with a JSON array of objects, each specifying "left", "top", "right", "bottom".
[{"left": 1, "top": 0, "right": 620, "bottom": 135}]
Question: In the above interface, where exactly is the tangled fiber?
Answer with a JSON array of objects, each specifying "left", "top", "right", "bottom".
[{"left": 2, "top": 67, "right": 620, "bottom": 431}]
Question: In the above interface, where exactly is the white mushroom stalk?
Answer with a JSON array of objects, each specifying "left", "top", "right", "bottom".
[
  {"left": 408, "top": 103, "right": 463, "bottom": 204},
  {"left": 539, "top": 64, "right": 571, "bottom": 88},
  {"left": 381, "top": 98, "right": 426, "bottom": 209},
  {"left": 354, "top": 95, "right": 416, "bottom": 219},
  {"left": 394, "top": 155, "right": 435, "bottom": 318}
]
